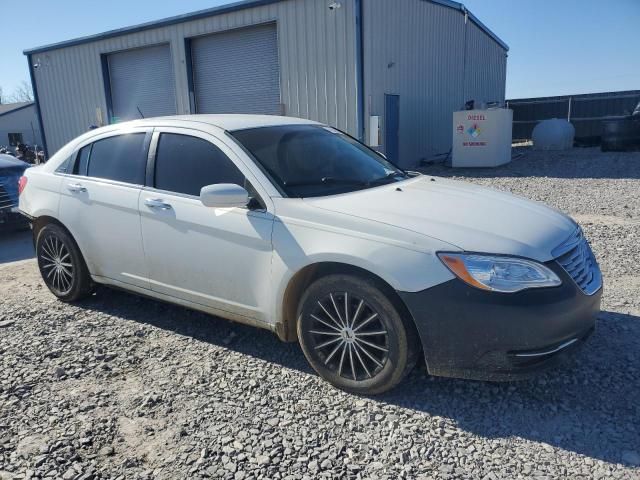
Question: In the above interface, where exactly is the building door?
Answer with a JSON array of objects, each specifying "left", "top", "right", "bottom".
[
  {"left": 384, "top": 94, "right": 400, "bottom": 165},
  {"left": 190, "top": 23, "right": 281, "bottom": 115},
  {"left": 106, "top": 45, "right": 177, "bottom": 123}
]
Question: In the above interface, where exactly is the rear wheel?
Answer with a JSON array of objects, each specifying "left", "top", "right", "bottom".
[
  {"left": 36, "top": 224, "right": 93, "bottom": 302},
  {"left": 297, "top": 274, "right": 419, "bottom": 395}
]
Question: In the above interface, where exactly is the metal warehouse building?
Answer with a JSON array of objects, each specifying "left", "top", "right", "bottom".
[
  {"left": 24, "top": 0, "right": 508, "bottom": 168},
  {"left": 0, "top": 102, "right": 43, "bottom": 149}
]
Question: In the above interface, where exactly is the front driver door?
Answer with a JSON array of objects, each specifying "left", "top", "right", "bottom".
[{"left": 138, "top": 128, "right": 275, "bottom": 323}]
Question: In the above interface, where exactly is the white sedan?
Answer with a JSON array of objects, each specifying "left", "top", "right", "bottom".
[{"left": 18, "top": 115, "right": 602, "bottom": 394}]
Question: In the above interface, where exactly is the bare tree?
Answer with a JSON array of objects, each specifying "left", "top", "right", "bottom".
[
  {"left": 8, "top": 81, "right": 34, "bottom": 103},
  {"left": 0, "top": 86, "right": 6, "bottom": 104}
]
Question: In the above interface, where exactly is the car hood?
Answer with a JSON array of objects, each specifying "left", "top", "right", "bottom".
[{"left": 303, "top": 176, "right": 576, "bottom": 262}]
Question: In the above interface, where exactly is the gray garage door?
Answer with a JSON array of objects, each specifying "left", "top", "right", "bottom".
[
  {"left": 107, "top": 45, "right": 177, "bottom": 122},
  {"left": 191, "top": 23, "right": 281, "bottom": 115}
]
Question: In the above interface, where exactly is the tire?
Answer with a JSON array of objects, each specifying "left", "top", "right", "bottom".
[
  {"left": 36, "top": 223, "right": 93, "bottom": 302},
  {"left": 297, "top": 274, "right": 420, "bottom": 395}
]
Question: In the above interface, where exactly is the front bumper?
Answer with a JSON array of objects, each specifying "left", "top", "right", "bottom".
[{"left": 399, "top": 261, "right": 602, "bottom": 381}]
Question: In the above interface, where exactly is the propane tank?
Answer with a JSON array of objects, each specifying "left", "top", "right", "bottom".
[{"left": 532, "top": 118, "right": 575, "bottom": 150}]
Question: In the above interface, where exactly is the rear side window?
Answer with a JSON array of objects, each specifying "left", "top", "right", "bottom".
[
  {"left": 154, "top": 133, "right": 244, "bottom": 196},
  {"left": 86, "top": 133, "right": 147, "bottom": 185}
]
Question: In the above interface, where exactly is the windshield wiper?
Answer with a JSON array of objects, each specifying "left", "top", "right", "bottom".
[
  {"left": 284, "top": 176, "right": 364, "bottom": 187},
  {"left": 285, "top": 172, "right": 407, "bottom": 189},
  {"left": 367, "top": 170, "right": 408, "bottom": 186}
]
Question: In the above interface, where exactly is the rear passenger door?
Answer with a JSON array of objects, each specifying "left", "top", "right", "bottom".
[
  {"left": 138, "top": 128, "right": 275, "bottom": 322},
  {"left": 58, "top": 129, "right": 151, "bottom": 289}
]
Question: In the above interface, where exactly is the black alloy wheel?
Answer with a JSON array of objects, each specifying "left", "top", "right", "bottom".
[
  {"left": 297, "top": 274, "right": 419, "bottom": 395},
  {"left": 36, "top": 224, "right": 93, "bottom": 302},
  {"left": 307, "top": 291, "right": 390, "bottom": 381}
]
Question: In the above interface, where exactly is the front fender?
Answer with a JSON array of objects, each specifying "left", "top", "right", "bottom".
[{"left": 271, "top": 219, "right": 455, "bottom": 325}]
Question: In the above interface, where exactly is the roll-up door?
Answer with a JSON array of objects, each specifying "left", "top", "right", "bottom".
[
  {"left": 107, "top": 44, "right": 177, "bottom": 122},
  {"left": 191, "top": 23, "right": 281, "bottom": 115}
]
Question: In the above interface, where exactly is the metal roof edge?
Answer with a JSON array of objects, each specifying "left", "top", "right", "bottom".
[
  {"left": 23, "top": 0, "right": 508, "bottom": 55},
  {"left": 428, "top": 0, "right": 509, "bottom": 51},
  {"left": 465, "top": 10, "right": 509, "bottom": 51},
  {"left": 23, "top": 0, "right": 281, "bottom": 55},
  {"left": 0, "top": 102, "right": 35, "bottom": 118}
]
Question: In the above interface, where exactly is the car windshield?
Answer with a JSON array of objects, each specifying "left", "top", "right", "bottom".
[{"left": 230, "top": 125, "right": 407, "bottom": 198}]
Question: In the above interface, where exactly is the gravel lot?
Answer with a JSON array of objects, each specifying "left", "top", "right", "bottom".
[{"left": 1, "top": 147, "right": 639, "bottom": 480}]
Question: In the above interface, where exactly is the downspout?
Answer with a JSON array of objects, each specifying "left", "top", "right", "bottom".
[
  {"left": 355, "top": 0, "right": 365, "bottom": 142},
  {"left": 100, "top": 55, "right": 115, "bottom": 124},
  {"left": 26, "top": 54, "right": 49, "bottom": 158},
  {"left": 184, "top": 38, "right": 197, "bottom": 114},
  {"left": 461, "top": 6, "right": 468, "bottom": 109}
]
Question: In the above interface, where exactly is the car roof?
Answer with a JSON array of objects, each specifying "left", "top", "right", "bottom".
[
  {"left": 64, "top": 115, "right": 325, "bottom": 155},
  {"left": 112, "top": 114, "right": 321, "bottom": 132}
]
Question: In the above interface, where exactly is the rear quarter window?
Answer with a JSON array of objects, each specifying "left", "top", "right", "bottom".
[
  {"left": 73, "top": 146, "right": 91, "bottom": 176},
  {"left": 55, "top": 156, "right": 73, "bottom": 174}
]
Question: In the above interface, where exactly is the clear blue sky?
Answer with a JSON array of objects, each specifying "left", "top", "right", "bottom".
[{"left": 1, "top": 0, "right": 638, "bottom": 100}]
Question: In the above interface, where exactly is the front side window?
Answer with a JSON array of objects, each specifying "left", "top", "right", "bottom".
[
  {"left": 85, "top": 133, "right": 147, "bottom": 184},
  {"left": 230, "top": 125, "right": 407, "bottom": 198},
  {"left": 154, "top": 133, "right": 245, "bottom": 196}
]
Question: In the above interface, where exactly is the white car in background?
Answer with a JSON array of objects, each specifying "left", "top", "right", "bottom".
[{"left": 19, "top": 115, "right": 602, "bottom": 394}]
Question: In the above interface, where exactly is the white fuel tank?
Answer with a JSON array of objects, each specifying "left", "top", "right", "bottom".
[{"left": 452, "top": 108, "right": 513, "bottom": 167}]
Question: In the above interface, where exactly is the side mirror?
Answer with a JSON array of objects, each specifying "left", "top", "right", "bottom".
[{"left": 200, "top": 184, "right": 249, "bottom": 208}]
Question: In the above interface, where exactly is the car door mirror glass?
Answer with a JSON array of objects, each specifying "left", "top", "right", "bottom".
[{"left": 200, "top": 184, "right": 249, "bottom": 208}]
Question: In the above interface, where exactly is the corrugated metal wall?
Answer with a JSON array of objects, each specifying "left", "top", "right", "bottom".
[
  {"left": 463, "top": 21, "right": 507, "bottom": 108},
  {"left": 363, "top": 0, "right": 506, "bottom": 167},
  {"left": 30, "top": 0, "right": 359, "bottom": 154}
]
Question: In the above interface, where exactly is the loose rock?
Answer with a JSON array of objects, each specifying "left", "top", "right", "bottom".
[{"left": 0, "top": 147, "right": 638, "bottom": 479}]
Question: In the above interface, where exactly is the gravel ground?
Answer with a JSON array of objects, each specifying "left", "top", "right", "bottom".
[{"left": 1, "top": 147, "right": 639, "bottom": 480}]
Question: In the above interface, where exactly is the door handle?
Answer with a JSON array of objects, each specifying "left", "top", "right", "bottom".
[
  {"left": 144, "top": 198, "right": 172, "bottom": 210},
  {"left": 67, "top": 183, "right": 87, "bottom": 193}
]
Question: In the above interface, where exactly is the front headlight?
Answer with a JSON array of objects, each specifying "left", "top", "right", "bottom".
[{"left": 438, "top": 253, "right": 561, "bottom": 293}]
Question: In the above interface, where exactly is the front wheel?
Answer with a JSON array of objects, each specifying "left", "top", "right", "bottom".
[
  {"left": 297, "top": 274, "right": 419, "bottom": 395},
  {"left": 36, "top": 224, "right": 93, "bottom": 302}
]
